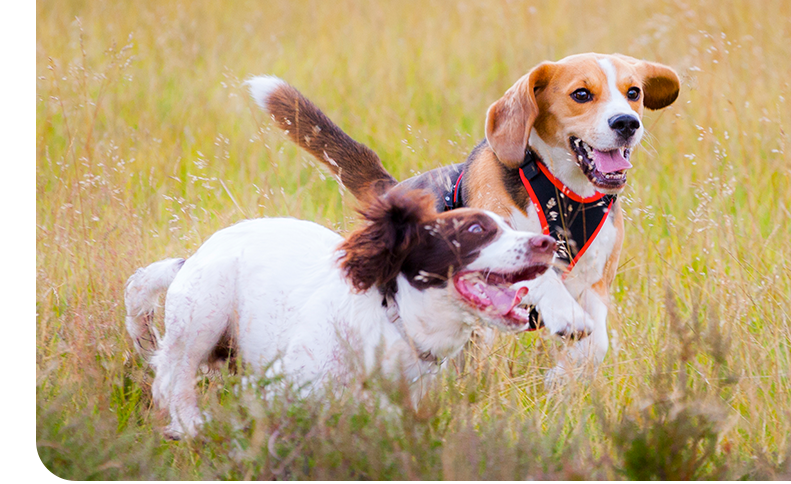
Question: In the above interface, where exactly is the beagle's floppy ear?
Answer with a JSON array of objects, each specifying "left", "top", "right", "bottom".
[
  {"left": 485, "top": 62, "right": 555, "bottom": 169},
  {"left": 613, "top": 55, "right": 680, "bottom": 110},
  {"left": 339, "top": 189, "right": 435, "bottom": 294},
  {"left": 638, "top": 61, "right": 680, "bottom": 110}
]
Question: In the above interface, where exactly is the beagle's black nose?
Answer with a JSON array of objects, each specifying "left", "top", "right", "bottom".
[{"left": 608, "top": 114, "right": 641, "bottom": 140}]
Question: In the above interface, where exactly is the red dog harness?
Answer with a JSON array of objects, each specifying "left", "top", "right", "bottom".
[{"left": 518, "top": 152, "right": 616, "bottom": 273}]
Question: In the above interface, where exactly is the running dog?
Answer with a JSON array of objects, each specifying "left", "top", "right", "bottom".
[
  {"left": 125, "top": 190, "right": 555, "bottom": 437},
  {"left": 247, "top": 53, "right": 679, "bottom": 377}
]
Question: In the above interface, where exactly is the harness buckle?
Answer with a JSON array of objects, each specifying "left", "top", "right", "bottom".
[{"left": 520, "top": 150, "right": 540, "bottom": 180}]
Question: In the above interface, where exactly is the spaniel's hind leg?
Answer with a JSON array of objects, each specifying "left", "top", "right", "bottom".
[{"left": 151, "top": 285, "right": 233, "bottom": 439}]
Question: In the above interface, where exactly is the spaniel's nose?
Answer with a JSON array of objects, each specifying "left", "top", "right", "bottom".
[{"left": 528, "top": 235, "right": 557, "bottom": 255}]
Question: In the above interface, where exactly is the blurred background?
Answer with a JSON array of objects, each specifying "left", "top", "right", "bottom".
[{"left": 36, "top": 0, "right": 790, "bottom": 479}]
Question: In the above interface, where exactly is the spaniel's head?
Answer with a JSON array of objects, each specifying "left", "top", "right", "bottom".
[{"left": 339, "top": 190, "right": 556, "bottom": 331}]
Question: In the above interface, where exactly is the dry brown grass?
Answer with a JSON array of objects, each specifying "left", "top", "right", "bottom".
[{"left": 36, "top": 0, "right": 790, "bottom": 479}]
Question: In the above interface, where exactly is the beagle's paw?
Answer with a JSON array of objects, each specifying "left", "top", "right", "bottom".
[
  {"left": 537, "top": 297, "right": 595, "bottom": 339},
  {"left": 515, "top": 270, "right": 594, "bottom": 338}
]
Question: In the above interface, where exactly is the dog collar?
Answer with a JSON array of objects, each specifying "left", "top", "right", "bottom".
[
  {"left": 383, "top": 296, "right": 446, "bottom": 376},
  {"left": 519, "top": 151, "right": 616, "bottom": 272}
]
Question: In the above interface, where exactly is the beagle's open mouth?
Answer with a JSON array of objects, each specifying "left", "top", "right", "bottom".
[
  {"left": 452, "top": 264, "right": 548, "bottom": 327},
  {"left": 570, "top": 136, "right": 632, "bottom": 190}
]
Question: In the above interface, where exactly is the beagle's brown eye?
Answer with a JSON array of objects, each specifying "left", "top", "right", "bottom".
[
  {"left": 571, "top": 88, "right": 593, "bottom": 103},
  {"left": 467, "top": 224, "right": 484, "bottom": 234},
  {"left": 627, "top": 87, "right": 641, "bottom": 101}
]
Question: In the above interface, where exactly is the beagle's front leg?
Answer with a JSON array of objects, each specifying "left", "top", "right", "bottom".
[
  {"left": 545, "top": 202, "right": 623, "bottom": 386},
  {"left": 566, "top": 286, "right": 610, "bottom": 365},
  {"left": 543, "top": 286, "right": 609, "bottom": 388},
  {"left": 519, "top": 270, "right": 595, "bottom": 337},
  {"left": 564, "top": 201, "right": 623, "bottom": 366}
]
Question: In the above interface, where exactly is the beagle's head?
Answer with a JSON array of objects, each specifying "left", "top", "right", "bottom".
[{"left": 486, "top": 53, "right": 680, "bottom": 195}]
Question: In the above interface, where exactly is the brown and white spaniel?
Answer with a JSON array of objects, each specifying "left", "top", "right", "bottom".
[{"left": 125, "top": 190, "right": 556, "bottom": 438}]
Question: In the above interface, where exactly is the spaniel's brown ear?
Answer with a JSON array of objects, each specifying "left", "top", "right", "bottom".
[
  {"left": 339, "top": 190, "right": 436, "bottom": 293},
  {"left": 485, "top": 62, "right": 556, "bottom": 168}
]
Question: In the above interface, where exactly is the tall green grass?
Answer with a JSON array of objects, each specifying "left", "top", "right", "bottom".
[{"left": 36, "top": 0, "right": 790, "bottom": 479}]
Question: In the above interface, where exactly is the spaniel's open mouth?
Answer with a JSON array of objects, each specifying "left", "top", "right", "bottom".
[
  {"left": 453, "top": 264, "right": 548, "bottom": 327},
  {"left": 569, "top": 136, "right": 632, "bottom": 190}
]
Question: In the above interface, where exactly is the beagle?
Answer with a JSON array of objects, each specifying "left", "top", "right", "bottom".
[{"left": 247, "top": 53, "right": 680, "bottom": 378}]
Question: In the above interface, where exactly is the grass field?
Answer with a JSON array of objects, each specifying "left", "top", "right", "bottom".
[{"left": 36, "top": 0, "right": 791, "bottom": 479}]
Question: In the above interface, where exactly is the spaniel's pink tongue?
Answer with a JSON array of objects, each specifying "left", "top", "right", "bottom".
[
  {"left": 592, "top": 149, "right": 632, "bottom": 173},
  {"left": 486, "top": 286, "right": 529, "bottom": 316}
]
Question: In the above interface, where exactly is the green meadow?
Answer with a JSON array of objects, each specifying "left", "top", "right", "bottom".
[{"left": 36, "top": 0, "right": 790, "bottom": 479}]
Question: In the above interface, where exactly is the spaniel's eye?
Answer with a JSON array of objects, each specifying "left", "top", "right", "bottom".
[
  {"left": 467, "top": 224, "right": 484, "bottom": 234},
  {"left": 627, "top": 87, "right": 641, "bottom": 101},
  {"left": 571, "top": 88, "right": 593, "bottom": 103}
]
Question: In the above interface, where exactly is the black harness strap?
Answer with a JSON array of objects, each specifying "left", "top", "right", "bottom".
[
  {"left": 442, "top": 164, "right": 466, "bottom": 211},
  {"left": 518, "top": 151, "right": 616, "bottom": 271}
]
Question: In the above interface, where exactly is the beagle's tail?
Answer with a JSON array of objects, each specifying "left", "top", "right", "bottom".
[
  {"left": 247, "top": 76, "right": 397, "bottom": 203},
  {"left": 124, "top": 258, "right": 185, "bottom": 362}
]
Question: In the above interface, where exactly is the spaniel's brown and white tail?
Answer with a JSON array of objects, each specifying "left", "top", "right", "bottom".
[
  {"left": 124, "top": 258, "right": 185, "bottom": 361},
  {"left": 247, "top": 76, "right": 397, "bottom": 203}
]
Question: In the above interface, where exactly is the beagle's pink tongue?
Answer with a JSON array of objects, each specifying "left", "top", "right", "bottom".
[
  {"left": 592, "top": 149, "right": 632, "bottom": 173},
  {"left": 487, "top": 286, "right": 529, "bottom": 316}
]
